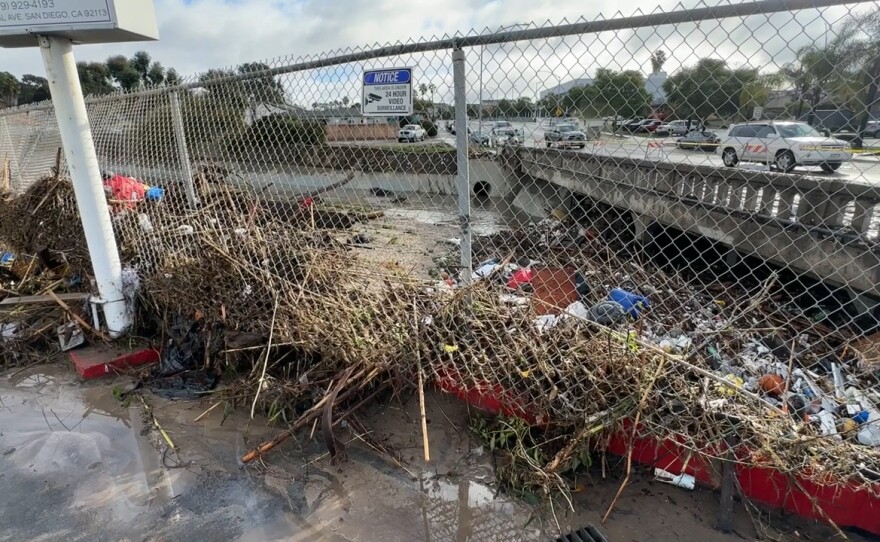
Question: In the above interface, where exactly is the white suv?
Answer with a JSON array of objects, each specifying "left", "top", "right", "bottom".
[
  {"left": 718, "top": 121, "right": 851, "bottom": 173},
  {"left": 398, "top": 124, "right": 427, "bottom": 142}
]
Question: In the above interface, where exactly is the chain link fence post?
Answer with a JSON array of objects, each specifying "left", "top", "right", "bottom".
[
  {"left": 453, "top": 44, "right": 473, "bottom": 283},
  {"left": 169, "top": 91, "right": 198, "bottom": 208}
]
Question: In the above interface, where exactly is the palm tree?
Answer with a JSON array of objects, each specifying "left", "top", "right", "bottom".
[{"left": 650, "top": 50, "right": 667, "bottom": 75}]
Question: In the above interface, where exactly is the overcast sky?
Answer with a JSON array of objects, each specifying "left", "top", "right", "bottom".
[{"left": 0, "top": 0, "right": 867, "bottom": 103}]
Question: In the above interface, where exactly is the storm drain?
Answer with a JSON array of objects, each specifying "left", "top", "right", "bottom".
[{"left": 554, "top": 525, "right": 609, "bottom": 542}]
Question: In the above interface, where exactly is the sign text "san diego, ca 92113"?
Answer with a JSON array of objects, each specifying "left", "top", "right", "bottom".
[{"left": 0, "top": 0, "right": 112, "bottom": 28}]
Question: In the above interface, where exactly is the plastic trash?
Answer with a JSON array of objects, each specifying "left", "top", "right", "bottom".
[
  {"left": 0, "top": 252, "right": 13, "bottom": 266},
  {"left": 609, "top": 288, "right": 650, "bottom": 318},
  {"left": 145, "top": 186, "right": 165, "bottom": 201},
  {"left": 563, "top": 301, "right": 589, "bottom": 320},
  {"left": 574, "top": 271, "right": 591, "bottom": 299},
  {"left": 57, "top": 322, "right": 85, "bottom": 352},
  {"left": 137, "top": 213, "right": 154, "bottom": 232},
  {"left": 507, "top": 267, "right": 535, "bottom": 289},
  {"left": 472, "top": 258, "right": 501, "bottom": 280},
  {"left": 858, "top": 425, "right": 880, "bottom": 446},
  {"left": 1, "top": 322, "right": 18, "bottom": 342},
  {"left": 654, "top": 468, "right": 695, "bottom": 490},
  {"left": 853, "top": 410, "right": 870, "bottom": 424},
  {"left": 815, "top": 411, "right": 841, "bottom": 439},
  {"left": 588, "top": 300, "right": 627, "bottom": 325}
]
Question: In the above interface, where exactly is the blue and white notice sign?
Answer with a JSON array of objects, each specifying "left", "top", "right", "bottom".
[{"left": 362, "top": 67, "right": 413, "bottom": 116}]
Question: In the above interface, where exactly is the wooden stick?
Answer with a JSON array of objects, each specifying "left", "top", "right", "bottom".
[
  {"left": 241, "top": 367, "right": 370, "bottom": 463},
  {"left": 193, "top": 401, "right": 222, "bottom": 423},
  {"left": 602, "top": 410, "right": 641, "bottom": 524},
  {"left": 46, "top": 289, "right": 109, "bottom": 342},
  {"left": 780, "top": 338, "right": 797, "bottom": 414},
  {"left": 418, "top": 367, "right": 430, "bottom": 463},
  {"left": 0, "top": 155, "right": 9, "bottom": 192},
  {"left": 250, "top": 294, "right": 279, "bottom": 419},
  {"left": 717, "top": 435, "right": 736, "bottom": 532}
]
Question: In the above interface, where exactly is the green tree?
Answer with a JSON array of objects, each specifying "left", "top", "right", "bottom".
[
  {"left": 130, "top": 51, "right": 152, "bottom": 81},
  {"left": 106, "top": 54, "right": 141, "bottom": 91},
  {"left": 147, "top": 62, "right": 166, "bottom": 86},
  {"left": 739, "top": 73, "right": 784, "bottom": 118},
  {"left": 593, "top": 68, "right": 652, "bottom": 117},
  {"left": 237, "top": 62, "right": 286, "bottom": 105},
  {"left": 0, "top": 72, "right": 20, "bottom": 106},
  {"left": 663, "top": 58, "right": 756, "bottom": 119},
  {"left": 76, "top": 62, "right": 114, "bottom": 96},
  {"left": 18, "top": 74, "right": 50, "bottom": 104},
  {"left": 166, "top": 68, "right": 181, "bottom": 86}
]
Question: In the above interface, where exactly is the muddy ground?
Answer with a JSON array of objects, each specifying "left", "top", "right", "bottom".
[{"left": 0, "top": 363, "right": 869, "bottom": 542}]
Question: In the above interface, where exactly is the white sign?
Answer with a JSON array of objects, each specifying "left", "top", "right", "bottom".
[
  {"left": 752, "top": 106, "right": 764, "bottom": 120},
  {"left": 0, "top": 0, "right": 157, "bottom": 47},
  {"left": 0, "top": 1, "right": 113, "bottom": 29},
  {"left": 362, "top": 68, "right": 413, "bottom": 117}
]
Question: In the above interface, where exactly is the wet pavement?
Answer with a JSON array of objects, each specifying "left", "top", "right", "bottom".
[
  {"left": 0, "top": 365, "right": 545, "bottom": 542},
  {"left": 1, "top": 364, "right": 867, "bottom": 542}
]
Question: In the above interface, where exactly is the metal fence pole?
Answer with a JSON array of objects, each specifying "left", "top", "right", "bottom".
[
  {"left": 452, "top": 44, "right": 472, "bottom": 283},
  {"left": 169, "top": 91, "right": 198, "bottom": 208},
  {"left": 38, "top": 35, "right": 131, "bottom": 337}
]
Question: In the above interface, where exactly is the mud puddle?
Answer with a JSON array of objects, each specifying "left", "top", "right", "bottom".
[{"left": 0, "top": 365, "right": 545, "bottom": 542}]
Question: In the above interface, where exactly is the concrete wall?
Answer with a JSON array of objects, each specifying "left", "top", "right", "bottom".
[
  {"left": 325, "top": 124, "right": 397, "bottom": 142},
  {"left": 508, "top": 148, "right": 880, "bottom": 297}
]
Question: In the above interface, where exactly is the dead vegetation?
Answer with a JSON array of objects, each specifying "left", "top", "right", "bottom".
[{"left": 2, "top": 167, "right": 880, "bottom": 536}]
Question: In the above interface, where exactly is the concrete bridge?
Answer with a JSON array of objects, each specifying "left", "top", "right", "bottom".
[{"left": 502, "top": 147, "right": 880, "bottom": 299}]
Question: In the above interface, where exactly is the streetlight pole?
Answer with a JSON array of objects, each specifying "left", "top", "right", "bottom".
[{"left": 478, "top": 22, "right": 529, "bottom": 134}]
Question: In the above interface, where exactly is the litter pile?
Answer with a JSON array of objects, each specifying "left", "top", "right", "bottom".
[
  {"left": 4, "top": 167, "right": 880, "bottom": 522},
  {"left": 421, "top": 218, "right": 880, "bottom": 497}
]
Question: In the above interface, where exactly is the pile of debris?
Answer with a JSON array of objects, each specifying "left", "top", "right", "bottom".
[
  {"left": 419, "top": 217, "right": 880, "bottom": 497},
  {"left": 5, "top": 165, "right": 880, "bottom": 518}
]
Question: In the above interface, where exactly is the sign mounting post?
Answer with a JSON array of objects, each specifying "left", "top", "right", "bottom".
[
  {"left": 362, "top": 68, "right": 413, "bottom": 117},
  {"left": 1, "top": 0, "right": 158, "bottom": 338}
]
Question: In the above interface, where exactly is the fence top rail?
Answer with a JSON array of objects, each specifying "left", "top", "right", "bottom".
[{"left": 0, "top": 0, "right": 871, "bottom": 117}]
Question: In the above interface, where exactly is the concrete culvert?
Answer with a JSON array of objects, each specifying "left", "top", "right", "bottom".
[{"left": 473, "top": 181, "right": 491, "bottom": 198}]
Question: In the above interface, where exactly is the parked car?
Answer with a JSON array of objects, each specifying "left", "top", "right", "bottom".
[
  {"left": 617, "top": 118, "right": 646, "bottom": 132},
  {"left": 677, "top": 131, "right": 720, "bottom": 151},
  {"left": 493, "top": 121, "right": 513, "bottom": 130},
  {"left": 469, "top": 131, "right": 493, "bottom": 146},
  {"left": 659, "top": 119, "right": 698, "bottom": 137},
  {"left": 398, "top": 124, "right": 427, "bottom": 142},
  {"left": 862, "top": 120, "right": 880, "bottom": 138},
  {"left": 718, "top": 121, "right": 851, "bottom": 173},
  {"left": 492, "top": 127, "right": 522, "bottom": 146},
  {"left": 544, "top": 124, "right": 587, "bottom": 149}
]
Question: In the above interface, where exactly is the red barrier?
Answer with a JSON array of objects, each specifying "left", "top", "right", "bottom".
[{"left": 439, "top": 372, "right": 880, "bottom": 535}]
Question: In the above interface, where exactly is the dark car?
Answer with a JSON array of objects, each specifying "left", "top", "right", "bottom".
[
  {"left": 617, "top": 118, "right": 646, "bottom": 132},
  {"left": 676, "top": 130, "right": 720, "bottom": 151},
  {"left": 469, "top": 131, "right": 492, "bottom": 146},
  {"left": 544, "top": 124, "right": 587, "bottom": 149},
  {"left": 634, "top": 119, "right": 663, "bottom": 134}
]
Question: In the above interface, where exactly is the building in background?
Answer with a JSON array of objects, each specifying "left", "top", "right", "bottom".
[{"left": 539, "top": 78, "right": 594, "bottom": 99}]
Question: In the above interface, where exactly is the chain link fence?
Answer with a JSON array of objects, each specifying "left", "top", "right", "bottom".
[{"left": 4, "top": 0, "right": 880, "bottom": 536}]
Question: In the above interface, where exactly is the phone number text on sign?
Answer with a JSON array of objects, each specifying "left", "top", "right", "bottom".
[
  {"left": 1, "top": 1, "right": 56, "bottom": 9},
  {"left": 0, "top": 0, "right": 112, "bottom": 26}
]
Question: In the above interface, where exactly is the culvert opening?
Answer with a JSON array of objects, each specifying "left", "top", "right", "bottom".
[{"left": 473, "top": 181, "right": 491, "bottom": 198}]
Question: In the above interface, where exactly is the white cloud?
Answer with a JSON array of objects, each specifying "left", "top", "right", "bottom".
[{"left": 0, "top": 0, "right": 863, "bottom": 103}]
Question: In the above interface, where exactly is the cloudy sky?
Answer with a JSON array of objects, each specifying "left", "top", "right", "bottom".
[{"left": 0, "top": 0, "right": 866, "bottom": 103}]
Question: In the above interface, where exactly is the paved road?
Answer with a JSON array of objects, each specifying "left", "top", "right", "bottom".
[{"left": 438, "top": 119, "right": 880, "bottom": 186}]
